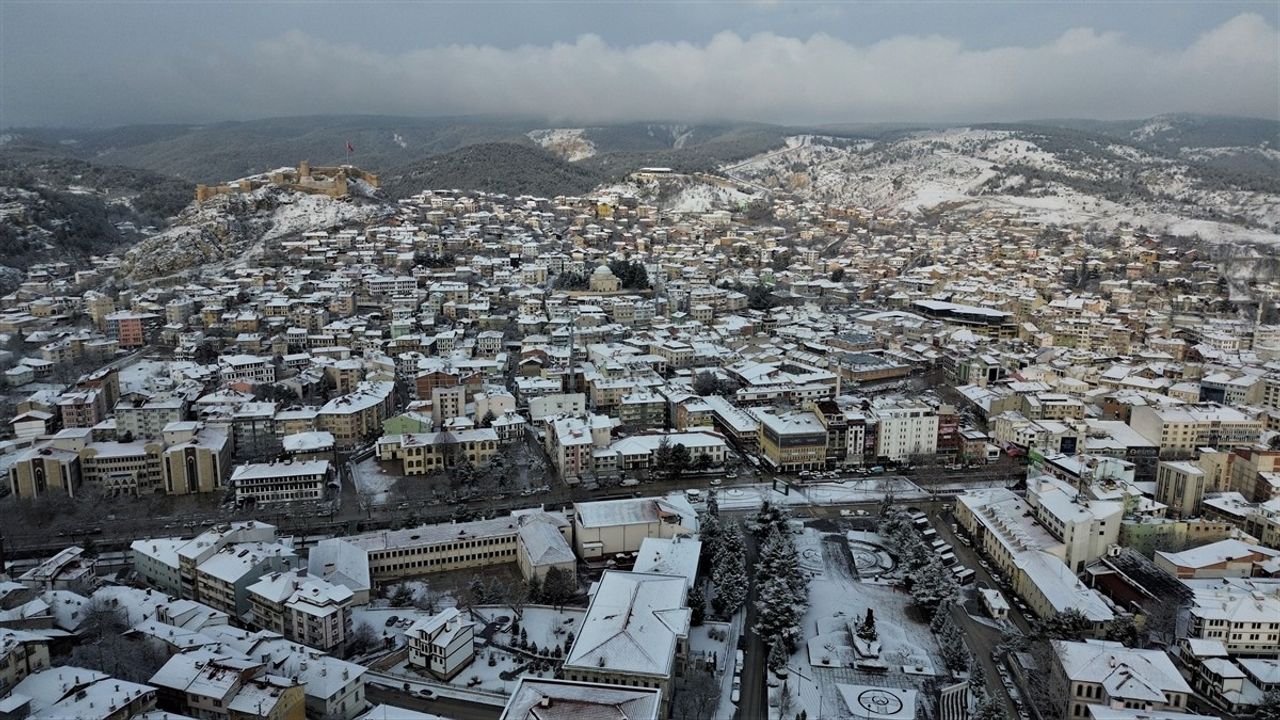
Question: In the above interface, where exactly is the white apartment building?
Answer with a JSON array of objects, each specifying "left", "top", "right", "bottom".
[
  {"left": 115, "top": 396, "right": 187, "bottom": 439},
  {"left": 956, "top": 489, "right": 1115, "bottom": 628},
  {"left": 231, "top": 459, "right": 330, "bottom": 505},
  {"left": 872, "top": 401, "right": 939, "bottom": 461},
  {"left": 247, "top": 569, "right": 354, "bottom": 654},
  {"left": 1027, "top": 475, "right": 1124, "bottom": 571}
]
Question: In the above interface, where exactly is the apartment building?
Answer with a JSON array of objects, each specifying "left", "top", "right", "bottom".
[
  {"left": 114, "top": 396, "right": 188, "bottom": 439},
  {"left": 872, "top": 401, "right": 939, "bottom": 462},
  {"left": 247, "top": 570, "right": 354, "bottom": 654},
  {"left": 1129, "top": 404, "right": 1262, "bottom": 456},
  {"left": 1156, "top": 460, "right": 1208, "bottom": 519},
  {"left": 148, "top": 651, "right": 306, "bottom": 720},
  {"left": 102, "top": 310, "right": 155, "bottom": 349},
  {"left": 316, "top": 380, "right": 395, "bottom": 448},
  {"left": 1027, "top": 475, "right": 1124, "bottom": 571},
  {"left": 956, "top": 489, "right": 1115, "bottom": 628},
  {"left": 0, "top": 629, "right": 51, "bottom": 695},
  {"left": 753, "top": 408, "right": 828, "bottom": 472},
  {"left": 10, "top": 667, "right": 157, "bottom": 720},
  {"left": 1228, "top": 448, "right": 1280, "bottom": 503}
]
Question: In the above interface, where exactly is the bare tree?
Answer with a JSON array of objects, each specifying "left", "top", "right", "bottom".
[{"left": 673, "top": 670, "right": 720, "bottom": 720}]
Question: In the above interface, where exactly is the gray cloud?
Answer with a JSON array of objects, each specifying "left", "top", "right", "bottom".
[{"left": 7, "top": 11, "right": 1278, "bottom": 127}]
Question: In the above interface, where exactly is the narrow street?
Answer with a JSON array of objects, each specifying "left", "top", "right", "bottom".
[
  {"left": 949, "top": 603, "right": 1020, "bottom": 719},
  {"left": 735, "top": 531, "right": 768, "bottom": 720},
  {"left": 366, "top": 684, "right": 501, "bottom": 720}
]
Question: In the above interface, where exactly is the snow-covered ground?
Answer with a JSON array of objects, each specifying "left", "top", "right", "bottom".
[
  {"left": 116, "top": 358, "right": 176, "bottom": 395},
  {"left": 772, "top": 526, "right": 945, "bottom": 720},
  {"left": 351, "top": 456, "right": 397, "bottom": 506},
  {"left": 667, "top": 182, "right": 754, "bottom": 214},
  {"left": 703, "top": 478, "right": 926, "bottom": 514},
  {"left": 725, "top": 130, "right": 1280, "bottom": 244},
  {"left": 526, "top": 128, "right": 597, "bottom": 162},
  {"left": 364, "top": 602, "right": 581, "bottom": 696}
]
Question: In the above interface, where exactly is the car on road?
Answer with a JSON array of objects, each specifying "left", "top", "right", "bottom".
[
  {"left": 417, "top": 688, "right": 435, "bottom": 699},
  {"left": 708, "top": 478, "right": 722, "bottom": 487},
  {"left": 725, "top": 472, "right": 738, "bottom": 479},
  {"left": 620, "top": 478, "right": 640, "bottom": 487},
  {"left": 385, "top": 616, "right": 399, "bottom": 627},
  {"left": 731, "top": 688, "right": 740, "bottom": 704}
]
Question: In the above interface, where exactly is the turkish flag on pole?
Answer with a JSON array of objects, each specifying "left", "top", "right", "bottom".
[{"left": 346, "top": 140, "right": 354, "bottom": 156}]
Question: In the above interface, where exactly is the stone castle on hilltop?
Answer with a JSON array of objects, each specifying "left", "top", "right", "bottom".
[{"left": 195, "top": 161, "right": 380, "bottom": 203}]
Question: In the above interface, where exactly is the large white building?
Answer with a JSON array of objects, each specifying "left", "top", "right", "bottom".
[
  {"left": 562, "top": 571, "right": 689, "bottom": 718},
  {"left": 1183, "top": 577, "right": 1280, "bottom": 658},
  {"left": 572, "top": 496, "right": 698, "bottom": 559},
  {"left": 218, "top": 354, "right": 276, "bottom": 385},
  {"left": 872, "top": 401, "right": 939, "bottom": 461},
  {"left": 956, "top": 489, "right": 1115, "bottom": 627},
  {"left": 1026, "top": 475, "right": 1124, "bottom": 572},
  {"left": 231, "top": 459, "right": 330, "bottom": 505},
  {"left": 1129, "top": 403, "right": 1262, "bottom": 455},
  {"left": 1051, "top": 639, "right": 1193, "bottom": 719}
]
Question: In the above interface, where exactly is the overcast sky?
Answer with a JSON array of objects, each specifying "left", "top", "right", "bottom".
[{"left": 2, "top": 1, "right": 1277, "bottom": 128}]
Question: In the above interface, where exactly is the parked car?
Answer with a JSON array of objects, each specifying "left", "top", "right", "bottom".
[{"left": 385, "top": 616, "right": 399, "bottom": 627}]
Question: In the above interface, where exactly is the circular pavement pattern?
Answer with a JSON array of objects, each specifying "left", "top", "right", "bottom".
[{"left": 857, "top": 688, "right": 904, "bottom": 716}]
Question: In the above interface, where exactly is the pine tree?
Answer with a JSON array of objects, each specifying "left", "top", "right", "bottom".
[
  {"left": 688, "top": 583, "right": 706, "bottom": 626},
  {"left": 971, "top": 697, "right": 1004, "bottom": 720},
  {"left": 699, "top": 512, "right": 723, "bottom": 567},
  {"left": 1037, "top": 609, "right": 1093, "bottom": 641},
  {"left": 937, "top": 616, "right": 971, "bottom": 671},
  {"left": 713, "top": 524, "right": 749, "bottom": 614},
  {"left": 767, "top": 641, "right": 789, "bottom": 673},
  {"left": 968, "top": 657, "right": 988, "bottom": 699},
  {"left": 468, "top": 578, "right": 487, "bottom": 605}
]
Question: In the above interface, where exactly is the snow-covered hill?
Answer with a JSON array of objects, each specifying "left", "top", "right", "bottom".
[
  {"left": 121, "top": 186, "right": 391, "bottom": 282},
  {"left": 725, "top": 128, "right": 1280, "bottom": 243},
  {"left": 526, "top": 129, "right": 597, "bottom": 162}
]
